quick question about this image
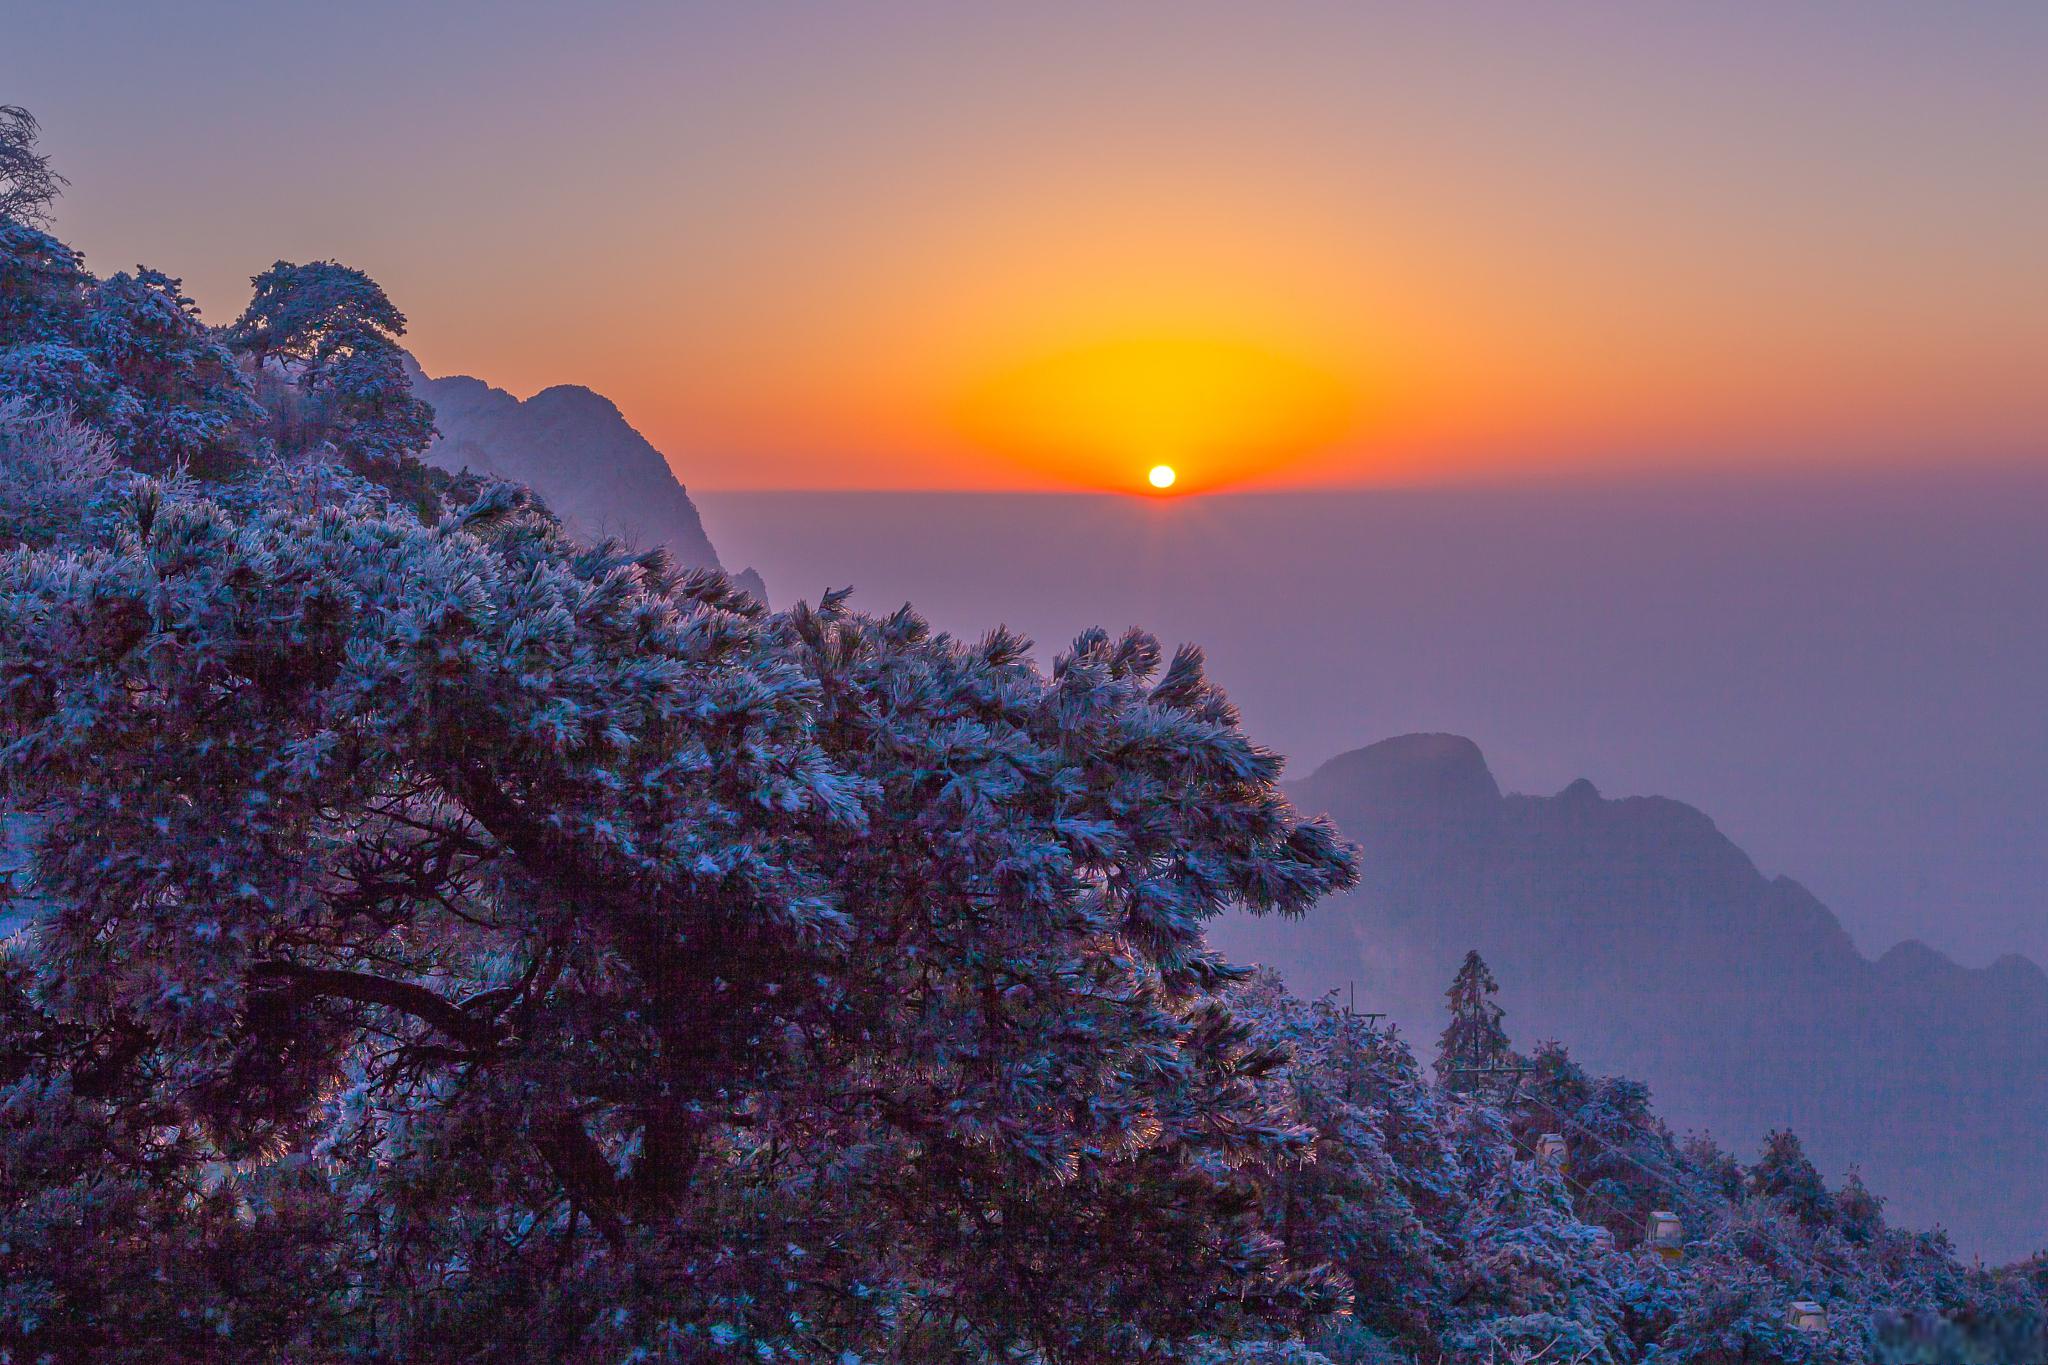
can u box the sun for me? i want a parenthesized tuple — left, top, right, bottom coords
(953, 333, 1357, 493)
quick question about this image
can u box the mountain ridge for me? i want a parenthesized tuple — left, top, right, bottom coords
(1210, 731, 2048, 1260)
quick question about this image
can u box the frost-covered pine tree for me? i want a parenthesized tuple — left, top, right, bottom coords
(1235, 972, 1461, 1358)
(1749, 1128, 1835, 1230)
(84, 268, 260, 474)
(0, 144, 257, 480)
(0, 397, 118, 547)
(226, 259, 435, 479)
(0, 259, 257, 476)
(0, 457, 1358, 1360)
(0, 207, 98, 416)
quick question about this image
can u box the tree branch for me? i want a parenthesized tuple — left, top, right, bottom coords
(248, 961, 500, 1051)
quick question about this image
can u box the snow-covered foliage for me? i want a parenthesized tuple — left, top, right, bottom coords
(1231, 972, 2045, 1365)
(1, 106, 2042, 1364)
(0, 398, 119, 546)
(83, 267, 260, 473)
(0, 226, 257, 478)
(0, 219, 93, 362)
(0, 457, 1358, 1359)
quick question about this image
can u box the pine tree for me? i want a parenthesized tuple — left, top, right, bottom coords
(0, 398, 117, 548)
(0, 467, 1359, 1361)
(1435, 949, 1513, 1092)
(1750, 1128, 1835, 1230)
(226, 259, 435, 479)
(0, 111, 97, 418)
(84, 268, 260, 474)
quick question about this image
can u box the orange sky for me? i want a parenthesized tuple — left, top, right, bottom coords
(23, 3, 2048, 492)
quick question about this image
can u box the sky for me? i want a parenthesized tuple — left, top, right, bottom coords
(9, 1, 2046, 492)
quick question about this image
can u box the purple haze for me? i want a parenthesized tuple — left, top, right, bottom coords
(703, 467, 2048, 968)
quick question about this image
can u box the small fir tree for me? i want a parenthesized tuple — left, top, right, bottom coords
(1436, 949, 1513, 1092)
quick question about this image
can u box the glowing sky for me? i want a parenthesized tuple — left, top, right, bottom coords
(13, 1, 2047, 490)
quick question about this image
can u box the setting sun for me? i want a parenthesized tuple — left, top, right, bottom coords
(954, 334, 1357, 492)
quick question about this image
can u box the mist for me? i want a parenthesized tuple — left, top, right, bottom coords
(703, 465, 2048, 968)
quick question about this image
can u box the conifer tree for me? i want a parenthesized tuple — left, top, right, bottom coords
(0, 467, 1359, 1360)
(1435, 949, 1513, 1092)
(0, 219, 89, 343)
(84, 268, 259, 474)
(227, 259, 435, 477)
(0, 111, 92, 386)
(1750, 1128, 1835, 1229)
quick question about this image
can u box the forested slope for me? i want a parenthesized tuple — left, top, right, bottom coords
(1210, 733, 2048, 1261)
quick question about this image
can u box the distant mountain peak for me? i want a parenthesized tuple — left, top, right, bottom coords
(524, 384, 623, 419)
(405, 356, 767, 605)
(1296, 733, 1500, 824)
(1876, 937, 1948, 969)
(1987, 952, 2048, 991)
(1559, 776, 1602, 802)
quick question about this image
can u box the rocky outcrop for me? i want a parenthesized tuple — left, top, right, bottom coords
(407, 357, 767, 604)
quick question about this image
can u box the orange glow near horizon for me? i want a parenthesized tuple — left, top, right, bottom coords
(94, 7, 2033, 495)
(952, 335, 1359, 494)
